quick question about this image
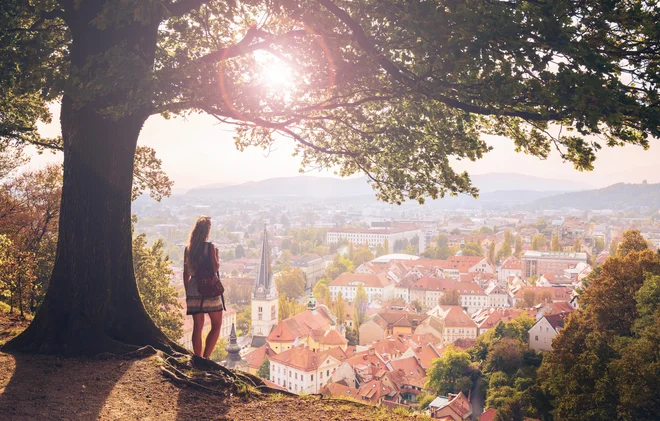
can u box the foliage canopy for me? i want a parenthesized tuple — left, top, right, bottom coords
(2, 0, 659, 204)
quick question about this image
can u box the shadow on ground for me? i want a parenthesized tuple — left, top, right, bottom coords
(0, 352, 134, 420)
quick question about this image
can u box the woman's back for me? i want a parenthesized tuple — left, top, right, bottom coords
(187, 242, 215, 278)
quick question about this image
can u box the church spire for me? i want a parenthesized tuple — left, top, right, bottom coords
(253, 225, 276, 300)
(222, 322, 244, 370)
(307, 291, 317, 311)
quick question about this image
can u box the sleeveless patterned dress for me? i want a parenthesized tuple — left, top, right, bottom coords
(185, 243, 224, 315)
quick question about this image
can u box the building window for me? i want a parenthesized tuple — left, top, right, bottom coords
(535, 336, 539, 341)
(295, 373, 298, 380)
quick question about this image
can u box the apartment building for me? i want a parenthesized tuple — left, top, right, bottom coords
(521, 251, 588, 279)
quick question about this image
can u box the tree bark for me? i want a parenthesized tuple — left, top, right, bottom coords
(5, 2, 182, 356)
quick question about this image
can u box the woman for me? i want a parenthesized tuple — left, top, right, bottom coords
(183, 216, 223, 358)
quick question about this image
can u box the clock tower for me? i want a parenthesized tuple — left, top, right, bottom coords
(251, 226, 278, 347)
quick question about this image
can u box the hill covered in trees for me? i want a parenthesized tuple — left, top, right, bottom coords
(531, 182, 660, 210)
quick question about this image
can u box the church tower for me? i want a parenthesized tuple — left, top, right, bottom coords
(251, 226, 279, 347)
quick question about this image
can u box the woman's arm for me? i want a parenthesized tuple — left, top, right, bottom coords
(183, 248, 191, 289)
(210, 243, 220, 273)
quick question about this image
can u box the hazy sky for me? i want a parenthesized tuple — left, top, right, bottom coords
(30, 105, 660, 191)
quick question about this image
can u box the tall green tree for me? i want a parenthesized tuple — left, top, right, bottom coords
(4, 0, 658, 355)
(616, 229, 649, 258)
(324, 254, 354, 280)
(132, 234, 184, 340)
(351, 244, 375, 266)
(275, 266, 306, 299)
(497, 230, 513, 262)
(593, 237, 605, 256)
(532, 235, 546, 251)
(439, 289, 460, 306)
(426, 346, 473, 396)
(514, 236, 523, 258)
(313, 281, 330, 302)
(334, 291, 346, 325)
(538, 250, 660, 421)
(257, 358, 270, 379)
(234, 244, 245, 259)
(550, 233, 561, 252)
(573, 238, 582, 252)
(462, 242, 483, 256)
(354, 283, 368, 330)
(609, 239, 619, 256)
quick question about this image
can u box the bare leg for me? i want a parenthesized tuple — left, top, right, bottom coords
(192, 313, 205, 357)
(203, 311, 223, 359)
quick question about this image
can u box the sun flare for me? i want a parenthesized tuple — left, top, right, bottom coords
(256, 52, 294, 90)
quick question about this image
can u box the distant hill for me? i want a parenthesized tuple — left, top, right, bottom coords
(470, 173, 592, 193)
(531, 182, 660, 210)
(186, 173, 589, 199)
(186, 176, 372, 198)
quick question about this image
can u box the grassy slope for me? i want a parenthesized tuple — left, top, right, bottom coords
(0, 310, 429, 421)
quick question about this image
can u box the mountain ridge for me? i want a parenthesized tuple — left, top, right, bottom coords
(185, 173, 591, 199)
(530, 182, 660, 210)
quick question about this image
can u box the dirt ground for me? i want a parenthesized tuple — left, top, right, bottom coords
(0, 314, 424, 421)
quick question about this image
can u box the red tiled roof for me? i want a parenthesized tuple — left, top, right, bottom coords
(368, 337, 408, 359)
(320, 382, 359, 399)
(479, 408, 497, 421)
(243, 344, 278, 369)
(513, 286, 572, 301)
(439, 306, 478, 329)
(448, 392, 472, 417)
(437, 256, 489, 273)
(320, 329, 348, 346)
(328, 224, 420, 234)
(501, 256, 522, 270)
(262, 379, 286, 391)
(545, 312, 570, 330)
(267, 308, 334, 342)
(412, 343, 442, 369)
(478, 309, 530, 330)
(270, 345, 343, 372)
(542, 301, 574, 315)
(389, 356, 426, 381)
(357, 379, 392, 403)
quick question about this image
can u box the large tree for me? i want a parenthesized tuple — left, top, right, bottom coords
(538, 250, 660, 421)
(2, 0, 658, 355)
(275, 265, 306, 299)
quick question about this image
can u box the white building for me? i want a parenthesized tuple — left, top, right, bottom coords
(269, 345, 344, 394)
(528, 313, 568, 351)
(499, 256, 522, 283)
(485, 283, 508, 308)
(326, 224, 423, 250)
(328, 272, 394, 302)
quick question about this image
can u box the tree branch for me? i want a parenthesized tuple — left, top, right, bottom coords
(315, 0, 565, 121)
(166, 0, 210, 17)
(197, 28, 308, 64)
(201, 105, 356, 158)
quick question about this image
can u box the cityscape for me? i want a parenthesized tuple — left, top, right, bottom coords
(1, 1, 657, 419)
(129, 173, 660, 419)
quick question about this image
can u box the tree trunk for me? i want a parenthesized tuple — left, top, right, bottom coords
(5, 3, 182, 356)
(17, 271, 22, 318)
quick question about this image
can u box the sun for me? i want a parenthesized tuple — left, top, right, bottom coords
(255, 52, 294, 90)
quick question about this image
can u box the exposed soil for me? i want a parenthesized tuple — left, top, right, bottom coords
(0, 313, 424, 421)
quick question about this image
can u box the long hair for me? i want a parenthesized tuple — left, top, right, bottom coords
(187, 216, 212, 273)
